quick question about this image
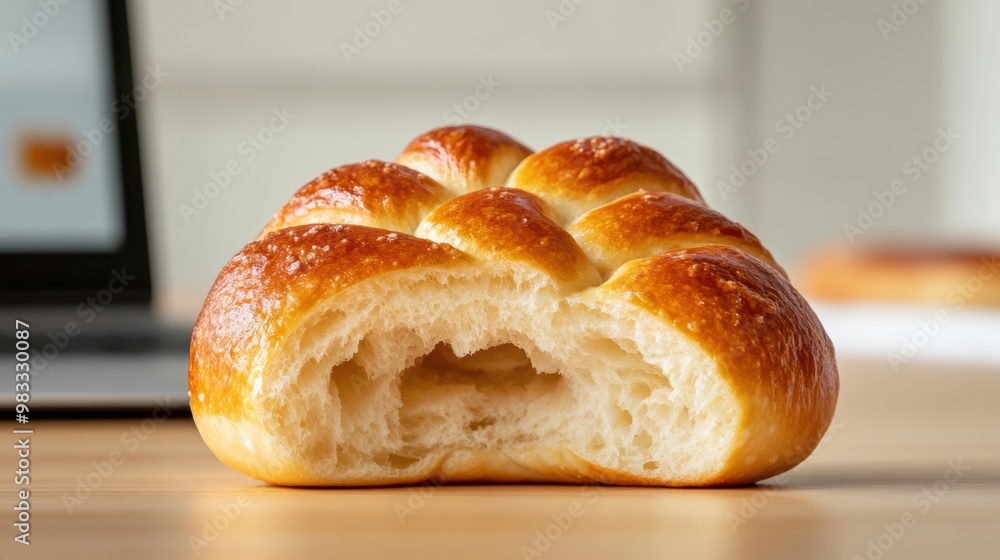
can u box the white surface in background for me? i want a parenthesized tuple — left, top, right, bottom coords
(812, 302, 1000, 369)
(942, 2, 1000, 240)
(133, 0, 723, 86)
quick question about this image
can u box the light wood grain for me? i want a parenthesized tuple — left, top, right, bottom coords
(3, 359, 999, 559)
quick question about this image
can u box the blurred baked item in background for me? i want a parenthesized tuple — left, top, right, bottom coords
(798, 244, 1000, 307)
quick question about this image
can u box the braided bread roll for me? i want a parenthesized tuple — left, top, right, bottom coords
(189, 125, 838, 486)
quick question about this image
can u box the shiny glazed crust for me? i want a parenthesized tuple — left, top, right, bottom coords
(396, 125, 532, 196)
(603, 247, 837, 484)
(507, 136, 704, 224)
(190, 125, 838, 487)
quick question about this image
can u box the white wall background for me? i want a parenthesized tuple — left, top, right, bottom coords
(749, 0, 948, 259)
(942, 1, 1000, 240)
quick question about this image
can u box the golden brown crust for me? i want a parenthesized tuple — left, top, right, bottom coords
(418, 187, 600, 290)
(568, 191, 785, 279)
(189, 224, 472, 420)
(507, 136, 704, 223)
(602, 246, 838, 484)
(396, 125, 532, 195)
(259, 160, 449, 237)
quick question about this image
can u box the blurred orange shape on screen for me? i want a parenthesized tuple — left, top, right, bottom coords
(17, 133, 78, 182)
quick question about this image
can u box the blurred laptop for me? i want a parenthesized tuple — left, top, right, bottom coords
(0, 0, 190, 409)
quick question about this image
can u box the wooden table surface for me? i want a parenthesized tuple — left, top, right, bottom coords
(3, 359, 999, 559)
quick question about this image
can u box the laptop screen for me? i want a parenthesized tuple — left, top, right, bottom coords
(0, 0, 151, 305)
(1, 0, 126, 253)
